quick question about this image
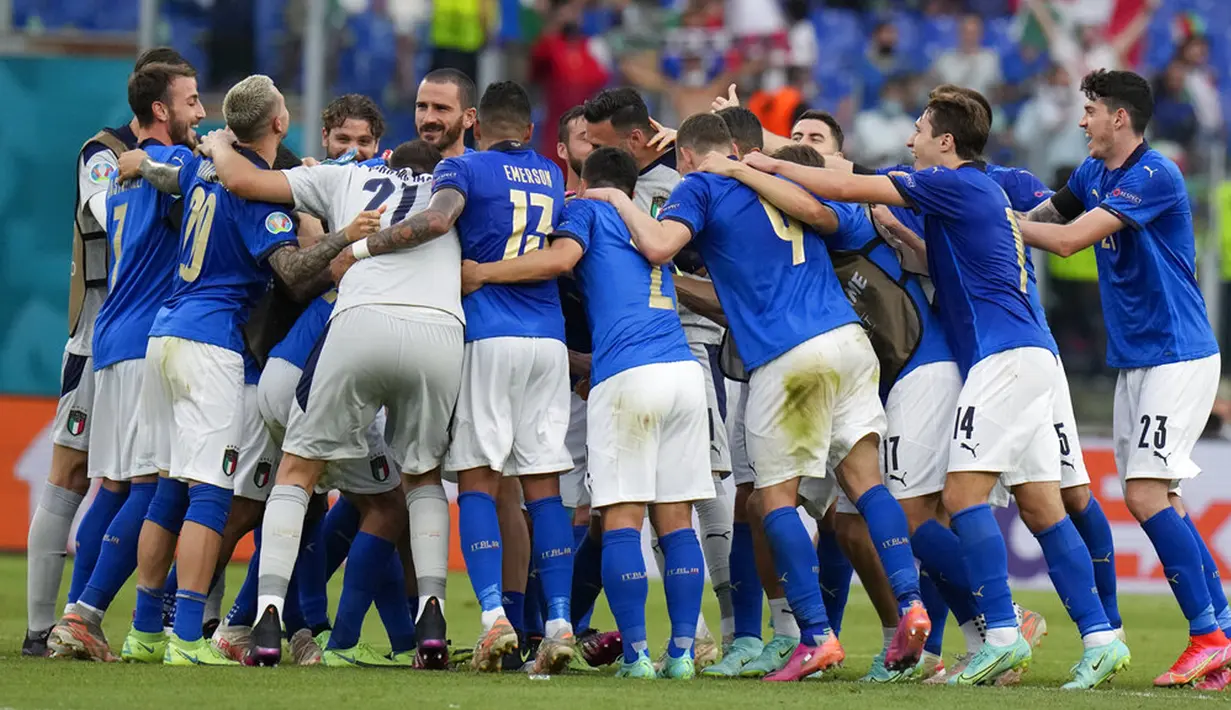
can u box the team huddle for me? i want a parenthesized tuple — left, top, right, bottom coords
(21, 45, 1231, 691)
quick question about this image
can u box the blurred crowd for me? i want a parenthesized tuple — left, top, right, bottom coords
(11, 0, 1231, 423)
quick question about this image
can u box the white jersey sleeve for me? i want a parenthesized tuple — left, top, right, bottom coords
(284, 164, 355, 225)
(78, 146, 119, 231)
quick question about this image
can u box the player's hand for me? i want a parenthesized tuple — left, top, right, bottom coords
(198, 128, 237, 157)
(343, 204, 386, 242)
(696, 151, 740, 177)
(574, 376, 591, 401)
(118, 149, 148, 181)
(647, 117, 677, 151)
(460, 259, 485, 296)
(330, 246, 357, 283)
(580, 186, 627, 205)
(711, 83, 740, 111)
(741, 151, 781, 174)
(869, 203, 901, 229)
(301, 156, 320, 167)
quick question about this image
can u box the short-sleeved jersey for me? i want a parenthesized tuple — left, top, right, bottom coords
(72, 124, 139, 356)
(659, 172, 859, 371)
(554, 198, 692, 385)
(635, 151, 723, 345)
(284, 162, 463, 324)
(890, 164, 1054, 374)
(269, 291, 335, 369)
(1065, 143, 1218, 368)
(149, 148, 299, 354)
(819, 199, 954, 394)
(433, 141, 566, 342)
(93, 142, 194, 370)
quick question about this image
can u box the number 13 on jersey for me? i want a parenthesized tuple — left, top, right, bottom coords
(505, 189, 554, 259)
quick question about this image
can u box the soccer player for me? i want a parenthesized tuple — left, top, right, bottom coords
(1019, 69, 1230, 688)
(743, 93, 1130, 687)
(460, 146, 714, 680)
(698, 133, 938, 683)
(44, 62, 204, 662)
(320, 93, 385, 161)
(115, 74, 380, 666)
(415, 68, 477, 158)
(584, 87, 732, 667)
(23, 46, 189, 657)
(589, 113, 930, 681)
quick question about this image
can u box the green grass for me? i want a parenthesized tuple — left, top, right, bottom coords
(0, 555, 1220, 708)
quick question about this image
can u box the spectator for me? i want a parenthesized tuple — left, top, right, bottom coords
(1026, 0, 1158, 87)
(851, 75, 917, 169)
(1176, 35, 1223, 140)
(530, 0, 609, 158)
(1151, 59, 1199, 150)
(430, 0, 487, 81)
(931, 14, 1003, 101)
(860, 20, 907, 110)
(1013, 62, 1087, 183)
(748, 65, 815, 138)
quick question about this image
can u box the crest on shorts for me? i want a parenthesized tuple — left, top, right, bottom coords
(370, 455, 390, 483)
(650, 195, 667, 218)
(254, 460, 273, 489)
(222, 446, 239, 477)
(65, 408, 87, 436)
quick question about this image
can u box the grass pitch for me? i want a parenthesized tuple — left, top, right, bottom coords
(0, 555, 1221, 709)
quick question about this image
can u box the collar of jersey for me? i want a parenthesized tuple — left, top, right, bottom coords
(640, 148, 677, 175)
(489, 140, 530, 153)
(958, 160, 986, 172)
(1118, 140, 1150, 172)
(138, 137, 169, 150)
(235, 145, 272, 170)
(107, 123, 139, 150)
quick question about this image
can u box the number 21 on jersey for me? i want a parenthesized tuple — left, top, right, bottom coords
(505, 189, 553, 259)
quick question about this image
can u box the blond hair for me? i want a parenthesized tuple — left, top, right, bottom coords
(223, 74, 279, 142)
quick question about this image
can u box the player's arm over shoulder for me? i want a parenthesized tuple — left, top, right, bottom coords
(364, 182, 465, 258)
(208, 140, 294, 205)
(263, 199, 382, 301)
(593, 179, 696, 265)
(466, 199, 590, 292)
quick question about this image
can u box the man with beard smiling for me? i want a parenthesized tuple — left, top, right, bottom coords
(415, 68, 477, 159)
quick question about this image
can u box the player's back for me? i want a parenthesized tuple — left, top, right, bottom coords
(434, 142, 566, 342)
(150, 151, 299, 352)
(892, 165, 1053, 372)
(93, 144, 193, 370)
(285, 162, 463, 324)
(1067, 147, 1218, 367)
(557, 198, 691, 385)
(660, 172, 858, 371)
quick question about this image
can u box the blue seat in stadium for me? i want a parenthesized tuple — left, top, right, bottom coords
(813, 9, 865, 62)
(335, 10, 396, 102)
(255, 0, 288, 84)
(919, 15, 959, 62)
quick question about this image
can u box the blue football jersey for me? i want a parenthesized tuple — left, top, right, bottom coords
(553, 198, 692, 385)
(659, 173, 859, 370)
(1065, 143, 1218, 368)
(819, 199, 954, 394)
(149, 148, 299, 353)
(433, 141, 566, 343)
(984, 162, 1060, 355)
(890, 165, 1054, 374)
(93, 143, 194, 370)
(269, 291, 336, 369)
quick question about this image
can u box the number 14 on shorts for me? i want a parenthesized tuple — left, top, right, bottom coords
(953, 406, 979, 458)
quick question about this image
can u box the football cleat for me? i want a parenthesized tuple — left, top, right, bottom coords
(22, 628, 52, 658)
(616, 650, 656, 679)
(995, 608, 1048, 686)
(909, 652, 945, 681)
(322, 642, 405, 668)
(533, 630, 575, 675)
(924, 653, 969, 685)
(164, 634, 240, 666)
(48, 611, 119, 662)
(576, 628, 622, 667)
(471, 616, 518, 672)
(1154, 633, 1231, 687)
(1062, 638, 1131, 689)
(948, 635, 1031, 686)
(211, 624, 251, 663)
(248, 605, 283, 667)
(739, 634, 799, 678)
(763, 634, 844, 682)
(289, 628, 323, 666)
(414, 596, 449, 670)
(1196, 667, 1231, 691)
(861, 650, 910, 683)
(658, 652, 696, 680)
(121, 629, 167, 664)
(703, 636, 764, 677)
(885, 600, 931, 671)
(693, 630, 719, 670)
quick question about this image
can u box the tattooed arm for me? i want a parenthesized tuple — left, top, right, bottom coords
(269, 206, 384, 301)
(139, 157, 185, 195)
(364, 187, 466, 256)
